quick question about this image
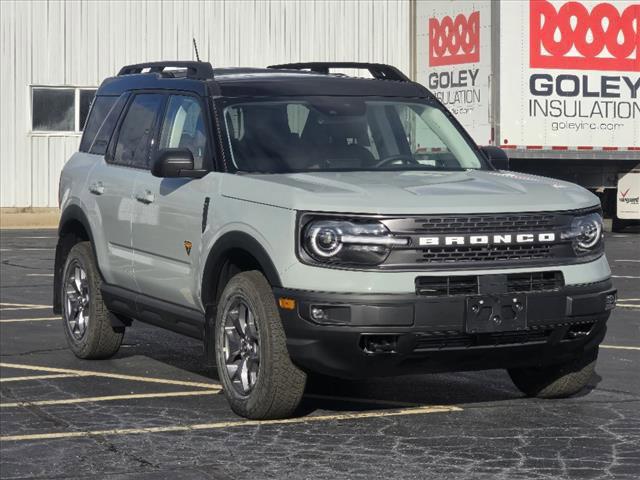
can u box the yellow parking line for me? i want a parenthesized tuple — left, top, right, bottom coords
(0, 303, 51, 308)
(0, 317, 59, 323)
(601, 345, 640, 351)
(0, 374, 84, 383)
(0, 362, 221, 389)
(0, 390, 220, 408)
(0, 405, 461, 442)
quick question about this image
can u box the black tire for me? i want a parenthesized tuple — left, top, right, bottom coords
(508, 348, 598, 398)
(61, 242, 123, 359)
(214, 270, 306, 419)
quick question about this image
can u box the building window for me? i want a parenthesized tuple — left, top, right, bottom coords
(31, 87, 97, 133)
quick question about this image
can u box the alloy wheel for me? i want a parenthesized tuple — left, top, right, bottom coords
(222, 297, 261, 395)
(63, 260, 90, 340)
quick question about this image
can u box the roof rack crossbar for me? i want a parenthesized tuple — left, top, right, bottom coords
(118, 61, 214, 80)
(267, 62, 411, 82)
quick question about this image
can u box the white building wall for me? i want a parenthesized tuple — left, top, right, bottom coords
(0, 0, 411, 208)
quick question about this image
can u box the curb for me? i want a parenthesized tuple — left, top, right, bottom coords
(0, 209, 60, 229)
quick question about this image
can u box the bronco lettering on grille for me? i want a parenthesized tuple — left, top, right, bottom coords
(419, 232, 556, 247)
(530, 0, 640, 72)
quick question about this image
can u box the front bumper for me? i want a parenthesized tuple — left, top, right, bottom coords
(275, 279, 616, 379)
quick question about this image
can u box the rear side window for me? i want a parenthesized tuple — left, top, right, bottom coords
(112, 94, 164, 168)
(79, 96, 118, 152)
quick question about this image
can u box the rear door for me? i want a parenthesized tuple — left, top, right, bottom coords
(131, 93, 213, 309)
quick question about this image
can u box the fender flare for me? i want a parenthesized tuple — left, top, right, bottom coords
(53, 205, 97, 313)
(201, 231, 282, 307)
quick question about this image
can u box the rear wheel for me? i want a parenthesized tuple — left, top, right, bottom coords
(61, 242, 123, 359)
(508, 348, 598, 398)
(214, 271, 306, 419)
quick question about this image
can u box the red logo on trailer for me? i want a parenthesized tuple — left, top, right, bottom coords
(530, 0, 640, 71)
(429, 11, 480, 66)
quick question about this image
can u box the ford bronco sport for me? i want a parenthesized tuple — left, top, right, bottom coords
(54, 61, 616, 419)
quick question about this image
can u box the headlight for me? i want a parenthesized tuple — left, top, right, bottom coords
(302, 219, 409, 266)
(561, 212, 603, 252)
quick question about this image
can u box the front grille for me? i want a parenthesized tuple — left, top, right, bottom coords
(379, 210, 595, 269)
(415, 276, 478, 296)
(413, 320, 595, 351)
(415, 271, 563, 296)
(506, 271, 563, 292)
(417, 244, 553, 264)
(414, 329, 553, 350)
(402, 213, 556, 235)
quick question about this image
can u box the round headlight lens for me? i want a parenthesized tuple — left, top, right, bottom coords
(576, 217, 602, 249)
(562, 212, 603, 251)
(308, 225, 343, 257)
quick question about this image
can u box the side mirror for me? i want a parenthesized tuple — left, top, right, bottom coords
(481, 146, 510, 170)
(151, 148, 206, 178)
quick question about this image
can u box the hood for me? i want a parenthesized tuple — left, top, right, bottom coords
(220, 169, 599, 214)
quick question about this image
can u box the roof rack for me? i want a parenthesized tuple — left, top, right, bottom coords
(267, 62, 411, 82)
(117, 61, 214, 80)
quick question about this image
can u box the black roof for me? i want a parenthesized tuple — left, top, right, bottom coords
(97, 62, 431, 98)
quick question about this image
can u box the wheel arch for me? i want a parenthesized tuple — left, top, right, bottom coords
(201, 231, 282, 310)
(53, 205, 97, 314)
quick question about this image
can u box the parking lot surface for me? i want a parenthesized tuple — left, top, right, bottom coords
(1, 228, 638, 479)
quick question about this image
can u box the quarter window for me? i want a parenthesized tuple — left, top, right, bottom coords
(112, 94, 164, 168)
(79, 95, 127, 154)
(159, 96, 207, 169)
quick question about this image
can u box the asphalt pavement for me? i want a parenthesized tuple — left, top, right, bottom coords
(1, 228, 638, 480)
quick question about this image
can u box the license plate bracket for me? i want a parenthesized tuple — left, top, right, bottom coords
(465, 293, 527, 334)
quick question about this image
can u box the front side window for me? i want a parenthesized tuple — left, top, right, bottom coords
(223, 97, 486, 173)
(159, 95, 207, 169)
(112, 94, 164, 168)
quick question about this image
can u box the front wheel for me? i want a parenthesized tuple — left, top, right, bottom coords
(508, 348, 598, 398)
(214, 271, 306, 419)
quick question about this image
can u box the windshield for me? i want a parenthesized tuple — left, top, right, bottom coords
(222, 96, 486, 173)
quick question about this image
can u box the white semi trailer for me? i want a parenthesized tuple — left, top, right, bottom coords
(413, 0, 639, 230)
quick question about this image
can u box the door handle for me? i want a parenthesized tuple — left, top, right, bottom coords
(88, 182, 104, 195)
(135, 189, 155, 204)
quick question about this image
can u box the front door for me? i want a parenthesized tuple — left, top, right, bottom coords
(131, 94, 213, 309)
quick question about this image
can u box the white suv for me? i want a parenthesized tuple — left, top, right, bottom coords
(54, 61, 616, 419)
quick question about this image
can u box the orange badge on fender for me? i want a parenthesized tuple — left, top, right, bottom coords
(184, 241, 193, 256)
